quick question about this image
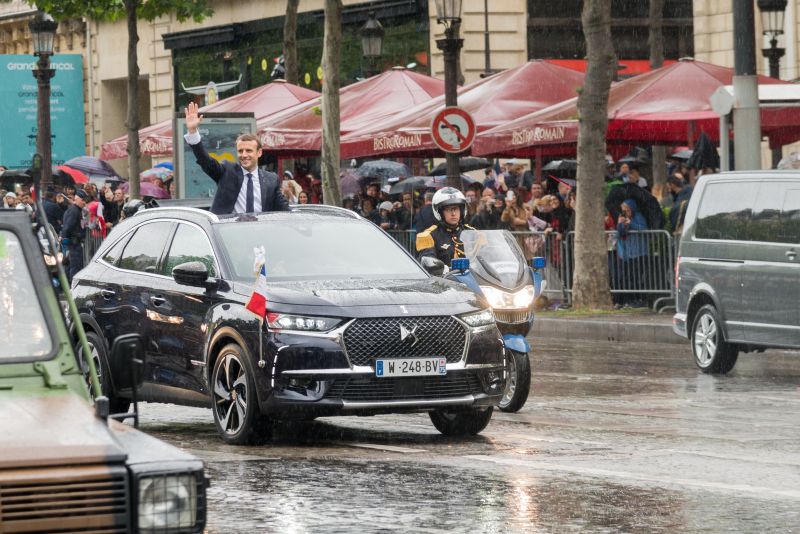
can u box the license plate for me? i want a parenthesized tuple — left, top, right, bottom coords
(375, 357, 447, 377)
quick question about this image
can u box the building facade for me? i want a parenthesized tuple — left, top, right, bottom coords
(6, 1, 799, 169)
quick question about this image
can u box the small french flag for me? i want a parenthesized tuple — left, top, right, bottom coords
(246, 263, 269, 318)
(246, 246, 268, 319)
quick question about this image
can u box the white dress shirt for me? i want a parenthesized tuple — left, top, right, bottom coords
(185, 131, 261, 213)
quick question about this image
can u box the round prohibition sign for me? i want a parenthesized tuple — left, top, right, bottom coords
(431, 107, 476, 154)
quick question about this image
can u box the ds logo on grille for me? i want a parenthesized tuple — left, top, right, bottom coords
(399, 325, 419, 347)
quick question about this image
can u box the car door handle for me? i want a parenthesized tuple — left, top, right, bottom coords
(786, 249, 797, 260)
(100, 289, 115, 300)
(150, 295, 166, 307)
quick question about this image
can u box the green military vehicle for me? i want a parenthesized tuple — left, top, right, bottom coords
(0, 209, 207, 533)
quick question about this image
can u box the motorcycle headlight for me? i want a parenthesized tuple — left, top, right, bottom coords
(137, 474, 198, 532)
(266, 312, 341, 332)
(480, 286, 535, 310)
(460, 308, 495, 328)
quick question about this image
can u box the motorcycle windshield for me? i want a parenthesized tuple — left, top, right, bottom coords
(461, 230, 528, 290)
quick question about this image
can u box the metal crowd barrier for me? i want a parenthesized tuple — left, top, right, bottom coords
(83, 230, 105, 265)
(387, 229, 417, 254)
(386, 228, 677, 310)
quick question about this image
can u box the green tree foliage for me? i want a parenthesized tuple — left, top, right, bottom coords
(14, 0, 212, 198)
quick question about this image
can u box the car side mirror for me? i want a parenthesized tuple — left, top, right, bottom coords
(420, 256, 445, 276)
(172, 261, 209, 287)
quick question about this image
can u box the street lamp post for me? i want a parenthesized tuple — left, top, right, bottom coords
(360, 11, 384, 78)
(758, 0, 787, 167)
(29, 11, 58, 191)
(434, 0, 464, 189)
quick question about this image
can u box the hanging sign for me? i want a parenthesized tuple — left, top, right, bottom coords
(430, 106, 476, 154)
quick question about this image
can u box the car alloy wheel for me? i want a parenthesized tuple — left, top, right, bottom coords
(213, 352, 250, 436)
(693, 312, 718, 367)
(498, 350, 531, 413)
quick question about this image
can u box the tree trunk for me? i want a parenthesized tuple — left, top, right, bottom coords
(124, 0, 141, 199)
(572, 0, 615, 309)
(283, 0, 300, 85)
(649, 0, 667, 199)
(320, 0, 342, 207)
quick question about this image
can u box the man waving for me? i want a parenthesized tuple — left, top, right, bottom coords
(184, 102, 290, 215)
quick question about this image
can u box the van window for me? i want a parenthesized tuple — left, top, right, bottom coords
(780, 189, 800, 244)
(748, 182, 784, 243)
(695, 182, 758, 241)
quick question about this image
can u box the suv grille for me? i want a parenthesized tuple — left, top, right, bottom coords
(343, 316, 466, 366)
(326, 374, 481, 402)
(0, 465, 129, 533)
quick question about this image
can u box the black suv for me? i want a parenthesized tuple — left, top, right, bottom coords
(72, 206, 505, 444)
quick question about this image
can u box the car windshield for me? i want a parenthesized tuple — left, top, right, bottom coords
(214, 216, 427, 282)
(0, 230, 53, 359)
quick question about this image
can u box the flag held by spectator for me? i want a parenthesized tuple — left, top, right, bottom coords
(246, 246, 268, 318)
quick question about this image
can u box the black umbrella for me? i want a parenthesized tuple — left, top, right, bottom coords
(427, 157, 492, 176)
(542, 159, 577, 172)
(64, 156, 121, 179)
(686, 132, 719, 170)
(670, 149, 693, 161)
(388, 176, 429, 195)
(355, 160, 411, 180)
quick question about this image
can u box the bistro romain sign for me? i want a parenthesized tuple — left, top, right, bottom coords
(373, 133, 423, 152)
(511, 125, 567, 145)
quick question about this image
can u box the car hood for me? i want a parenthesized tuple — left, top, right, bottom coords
(231, 278, 484, 316)
(0, 393, 126, 469)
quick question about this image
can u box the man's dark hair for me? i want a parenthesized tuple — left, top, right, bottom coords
(236, 133, 262, 149)
(667, 176, 684, 188)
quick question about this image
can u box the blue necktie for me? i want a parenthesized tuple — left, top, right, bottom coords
(245, 173, 254, 212)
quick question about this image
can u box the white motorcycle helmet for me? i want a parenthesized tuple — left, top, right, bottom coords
(431, 187, 467, 222)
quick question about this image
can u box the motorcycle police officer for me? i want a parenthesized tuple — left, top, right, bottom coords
(416, 187, 473, 265)
(60, 188, 88, 283)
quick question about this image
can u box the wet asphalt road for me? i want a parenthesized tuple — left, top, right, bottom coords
(138, 340, 800, 533)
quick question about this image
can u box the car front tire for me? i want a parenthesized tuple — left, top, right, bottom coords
(78, 331, 130, 414)
(429, 406, 493, 436)
(211, 343, 272, 445)
(691, 304, 739, 374)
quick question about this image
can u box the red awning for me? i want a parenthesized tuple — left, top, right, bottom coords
(258, 67, 445, 157)
(99, 80, 320, 160)
(473, 59, 800, 157)
(339, 60, 585, 159)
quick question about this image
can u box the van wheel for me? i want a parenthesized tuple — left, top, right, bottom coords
(429, 407, 493, 436)
(691, 305, 739, 374)
(77, 331, 130, 414)
(211, 343, 272, 445)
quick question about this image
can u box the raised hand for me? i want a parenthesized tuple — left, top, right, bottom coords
(185, 101, 203, 133)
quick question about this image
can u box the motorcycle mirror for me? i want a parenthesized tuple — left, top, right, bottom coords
(420, 256, 445, 276)
(531, 257, 546, 270)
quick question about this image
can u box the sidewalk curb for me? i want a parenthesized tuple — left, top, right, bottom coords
(533, 317, 684, 344)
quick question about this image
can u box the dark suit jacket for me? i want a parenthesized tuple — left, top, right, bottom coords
(190, 141, 290, 215)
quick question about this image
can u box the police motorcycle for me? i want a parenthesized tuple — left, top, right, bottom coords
(422, 230, 545, 412)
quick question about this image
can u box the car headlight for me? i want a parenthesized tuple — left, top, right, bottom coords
(460, 308, 495, 328)
(480, 286, 535, 310)
(138, 474, 197, 531)
(266, 312, 342, 332)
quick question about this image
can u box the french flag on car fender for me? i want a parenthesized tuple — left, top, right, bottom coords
(246, 246, 268, 318)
